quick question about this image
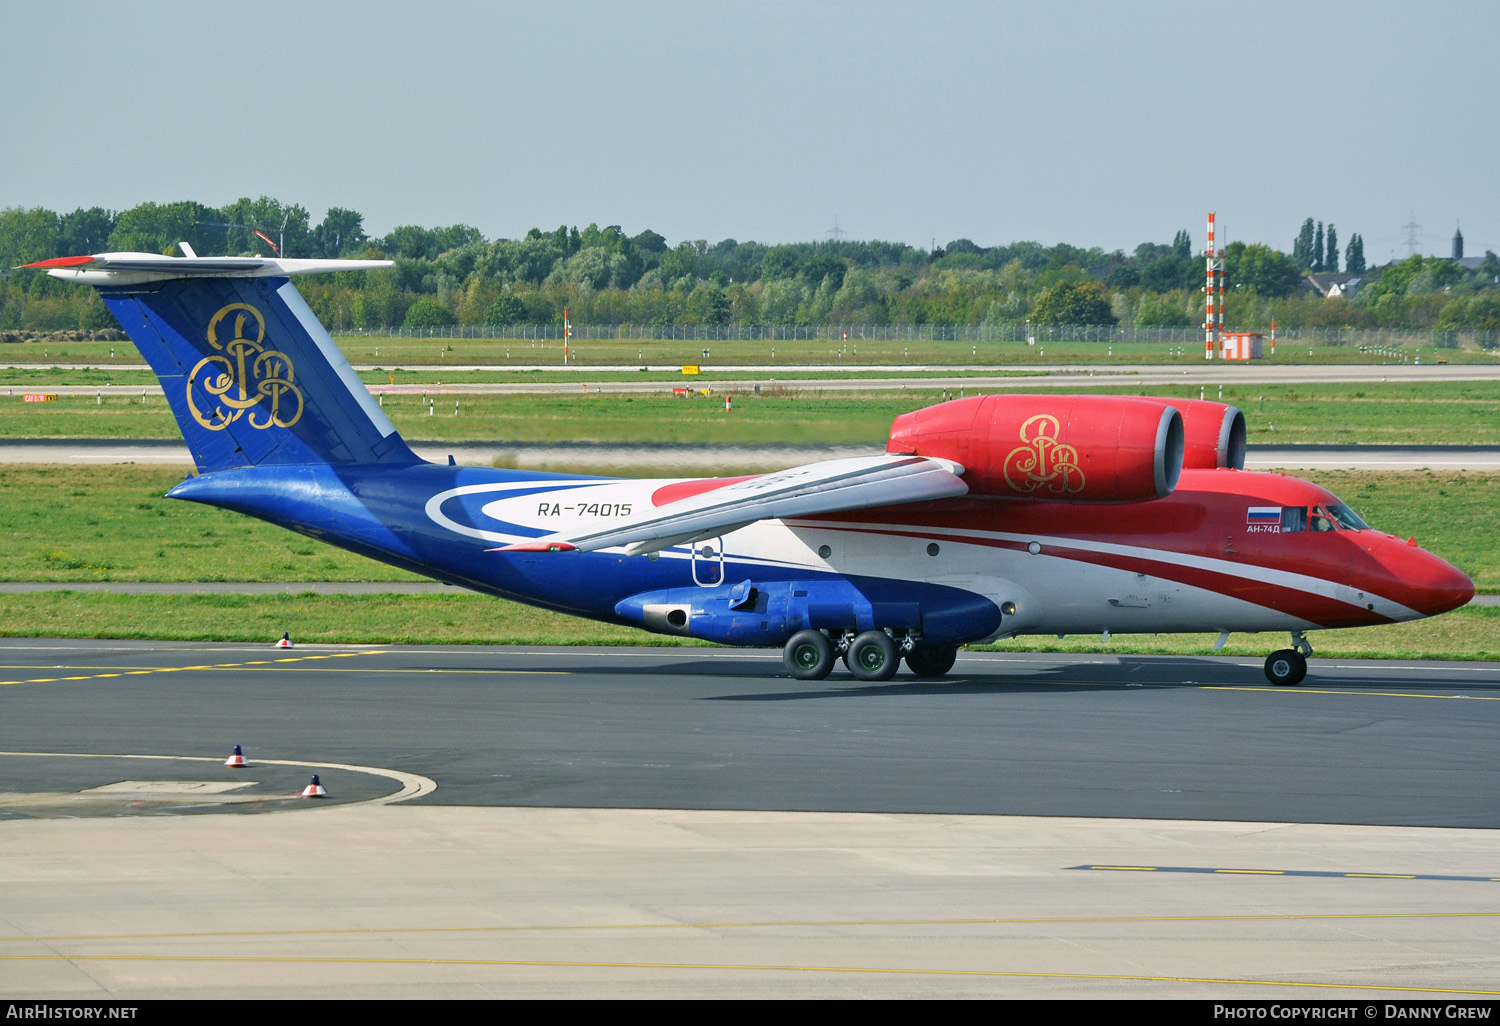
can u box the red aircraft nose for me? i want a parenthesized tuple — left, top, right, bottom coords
(1373, 536, 1475, 617)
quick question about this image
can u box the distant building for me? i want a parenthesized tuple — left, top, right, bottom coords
(1304, 273, 1362, 298)
(1453, 224, 1464, 261)
(1221, 332, 1262, 360)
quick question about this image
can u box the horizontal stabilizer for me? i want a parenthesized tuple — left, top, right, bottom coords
(507, 453, 968, 555)
(21, 252, 392, 286)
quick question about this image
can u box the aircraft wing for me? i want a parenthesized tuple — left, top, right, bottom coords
(498, 453, 968, 555)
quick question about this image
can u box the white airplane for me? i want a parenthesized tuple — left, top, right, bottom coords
(24, 250, 1475, 685)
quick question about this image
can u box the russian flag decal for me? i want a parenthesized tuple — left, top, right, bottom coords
(1246, 506, 1282, 526)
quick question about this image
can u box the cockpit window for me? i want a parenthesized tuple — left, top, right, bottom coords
(1273, 504, 1365, 533)
(1325, 503, 1368, 531)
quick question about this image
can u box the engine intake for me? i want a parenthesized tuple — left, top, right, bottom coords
(887, 394, 1183, 501)
(1148, 399, 1246, 469)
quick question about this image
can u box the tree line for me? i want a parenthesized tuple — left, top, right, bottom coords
(2, 198, 1497, 337)
(1292, 217, 1366, 274)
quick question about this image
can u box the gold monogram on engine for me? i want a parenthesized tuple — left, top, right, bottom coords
(188, 303, 304, 431)
(1002, 413, 1085, 494)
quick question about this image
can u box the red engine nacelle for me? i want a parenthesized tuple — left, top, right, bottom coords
(886, 394, 1184, 501)
(1148, 399, 1246, 469)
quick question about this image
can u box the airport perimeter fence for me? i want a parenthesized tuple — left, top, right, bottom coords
(332, 323, 1499, 349)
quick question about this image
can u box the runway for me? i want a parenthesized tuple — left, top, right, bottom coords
(1, 640, 1498, 998)
(3, 640, 1498, 825)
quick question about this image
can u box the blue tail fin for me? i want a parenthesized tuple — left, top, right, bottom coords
(99, 274, 418, 472)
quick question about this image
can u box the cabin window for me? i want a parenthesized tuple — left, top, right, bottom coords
(1280, 506, 1308, 533)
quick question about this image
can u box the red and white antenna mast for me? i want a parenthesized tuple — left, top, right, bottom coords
(1204, 212, 1224, 360)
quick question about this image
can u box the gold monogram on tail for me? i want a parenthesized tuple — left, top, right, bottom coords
(1002, 414, 1085, 494)
(188, 303, 304, 430)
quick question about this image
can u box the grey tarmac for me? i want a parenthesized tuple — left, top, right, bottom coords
(0, 639, 1498, 999)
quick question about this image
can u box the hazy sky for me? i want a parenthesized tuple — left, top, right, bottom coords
(3, 1, 1495, 260)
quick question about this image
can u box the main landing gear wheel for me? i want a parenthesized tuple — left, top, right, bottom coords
(904, 643, 958, 678)
(784, 629, 835, 680)
(846, 630, 900, 682)
(1264, 649, 1307, 686)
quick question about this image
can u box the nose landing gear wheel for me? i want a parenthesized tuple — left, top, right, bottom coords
(1264, 649, 1307, 686)
(846, 630, 899, 682)
(784, 629, 835, 680)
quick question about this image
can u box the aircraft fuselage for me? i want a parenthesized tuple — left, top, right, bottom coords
(168, 461, 1472, 648)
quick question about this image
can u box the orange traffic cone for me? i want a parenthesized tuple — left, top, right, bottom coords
(300, 774, 327, 798)
(224, 744, 248, 769)
(276, 632, 293, 648)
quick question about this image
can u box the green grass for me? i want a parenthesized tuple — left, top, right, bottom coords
(328, 335, 1457, 368)
(0, 591, 660, 646)
(0, 464, 1492, 590)
(4, 334, 1494, 368)
(0, 390, 935, 444)
(0, 393, 182, 438)
(980, 606, 1500, 663)
(1075, 382, 1500, 444)
(0, 342, 143, 367)
(6, 381, 1500, 444)
(0, 464, 1492, 662)
(0, 365, 1054, 389)
(0, 464, 422, 583)
(0, 367, 159, 386)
